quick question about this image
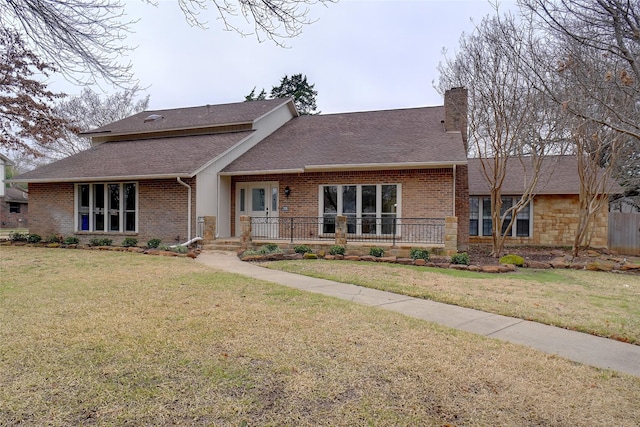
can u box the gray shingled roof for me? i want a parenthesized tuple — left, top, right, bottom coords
(468, 156, 622, 195)
(81, 98, 293, 136)
(3, 187, 28, 202)
(223, 106, 467, 174)
(12, 132, 252, 182)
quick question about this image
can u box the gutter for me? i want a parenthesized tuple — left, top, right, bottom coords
(177, 177, 192, 242)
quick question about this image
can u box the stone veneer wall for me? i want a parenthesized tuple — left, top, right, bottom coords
(469, 194, 610, 248)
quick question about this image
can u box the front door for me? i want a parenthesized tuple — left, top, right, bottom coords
(246, 182, 279, 238)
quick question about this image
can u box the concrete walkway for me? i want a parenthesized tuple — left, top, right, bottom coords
(196, 251, 640, 378)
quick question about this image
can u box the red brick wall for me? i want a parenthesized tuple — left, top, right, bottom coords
(28, 183, 75, 238)
(455, 164, 470, 251)
(27, 179, 197, 245)
(138, 178, 197, 244)
(0, 199, 28, 229)
(231, 168, 462, 236)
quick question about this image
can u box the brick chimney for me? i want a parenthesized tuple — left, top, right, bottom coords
(444, 87, 468, 152)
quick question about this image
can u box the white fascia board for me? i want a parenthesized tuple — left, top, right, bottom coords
(8, 173, 193, 184)
(219, 168, 305, 176)
(304, 161, 468, 172)
(79, 121, 254, 137)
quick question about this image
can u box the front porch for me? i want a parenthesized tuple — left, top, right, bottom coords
(199, 215, 460, 255)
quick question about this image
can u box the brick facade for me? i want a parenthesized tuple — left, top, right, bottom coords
(231, 168, 469, 251)
(27, 178, 197, 245)
(469, 194, 609, 248)
(0, 197, 28, 229)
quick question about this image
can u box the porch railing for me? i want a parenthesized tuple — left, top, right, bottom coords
(250, 216, 445, 245)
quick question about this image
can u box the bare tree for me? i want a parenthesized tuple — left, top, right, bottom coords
(438, 11, 561, 257)
(520, 0, 640, 246)
(0, 0, 335, 86)
(37, 87, 150, 160)
(0, 28, 76, 157)
(519, 0, 639, 138)
(570, 118, 621, 256)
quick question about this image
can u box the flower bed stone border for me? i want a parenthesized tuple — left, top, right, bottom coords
(240, 251, 640, 274)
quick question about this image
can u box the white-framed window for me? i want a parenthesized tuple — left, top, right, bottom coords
(469, 196, 532, 237)
(76, 182, 138, 233)
(319, 184, 401, 235)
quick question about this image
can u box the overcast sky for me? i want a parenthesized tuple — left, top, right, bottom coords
(52, 0, 515, 114)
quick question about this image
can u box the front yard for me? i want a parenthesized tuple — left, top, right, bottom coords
(1, 247, 639, 426)
(263, 259, 640, 344)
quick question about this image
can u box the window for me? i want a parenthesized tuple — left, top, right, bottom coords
(9, 203, 20, 214)
(76, 182, 137, 233)
(469, 198, 479, 236)
(319, 184, 400, 236)
(470, 196, 531, 237)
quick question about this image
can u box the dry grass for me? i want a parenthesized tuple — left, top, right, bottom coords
(265, 260, 640, 344)
(1, 246, 639, 426)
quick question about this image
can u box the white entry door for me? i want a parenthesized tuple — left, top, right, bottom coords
(247, 182, 279, 238)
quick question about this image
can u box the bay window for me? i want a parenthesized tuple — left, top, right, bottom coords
(320, 184, 400, 235)
(76, 182, 137, 233)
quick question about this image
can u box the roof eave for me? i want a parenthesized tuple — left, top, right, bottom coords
(79, 121, 255, 138)
(8, 173, 194, 184)
(221, 161, 468, 176)
(304, 161, 467, 172)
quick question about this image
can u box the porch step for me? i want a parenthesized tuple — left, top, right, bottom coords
(202, 240, 242, 252)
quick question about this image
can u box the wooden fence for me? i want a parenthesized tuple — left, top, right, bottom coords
(609, 213, 640, 256)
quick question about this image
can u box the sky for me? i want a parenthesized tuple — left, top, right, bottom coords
(51, 0, 516, 115)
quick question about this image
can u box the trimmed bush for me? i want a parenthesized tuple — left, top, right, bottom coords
(500, 254, 525, 267)
(409, 248, 430, 261)
(294, 245, 313, 254)
(259, 243, 280, 254)
(451, 252, 470, 265)
(122, 237, 138, 247)
(27, 234, 42, 244)
(89, 238, 112, 247)
(303, 253, 318, 259)
(63, 236, 80, 245)
(8, 232, 28, 242)
(329, 245, 345, 256)
(369, 247, 384, 257)
(46, 235, 63, 244)
(147, 238, 162, 249)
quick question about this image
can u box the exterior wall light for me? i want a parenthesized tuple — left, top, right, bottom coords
(284, 186, 291, 198)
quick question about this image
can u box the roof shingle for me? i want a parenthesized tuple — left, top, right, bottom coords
(223, 106, 466, 174)
(82, 98, 293, 136)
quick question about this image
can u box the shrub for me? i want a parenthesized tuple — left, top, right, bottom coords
(294, 245, 312, 254)
(157, 245, 188, 254)
(63, 236, 80, 245)
(260, 243, 280, 254)
(450, 252, 470, 265)
(46, 235, 63, 244)
(329, 245, 345, 256)
(89, 238, 112, 247)
(303, 253, 318, 259)
(121, 237, 138, 247)
(409, 248, 430, 261)
(500, 254, 525, 267)
(27, 234, 42, 244)
(8, 231, 28, 242)
(369, 247, 384, 257)
(147, 238, 162, 249)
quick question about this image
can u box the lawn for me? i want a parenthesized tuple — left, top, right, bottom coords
(1, 246, 639, 426)
(263, 260, 640, 345)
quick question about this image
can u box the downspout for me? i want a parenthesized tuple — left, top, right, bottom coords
(177, 177, 192, 242)
(452, 164, 457, 217)
(216, 174, 220, 239)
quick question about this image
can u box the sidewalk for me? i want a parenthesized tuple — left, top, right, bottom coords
(196, 251, 640, 377)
